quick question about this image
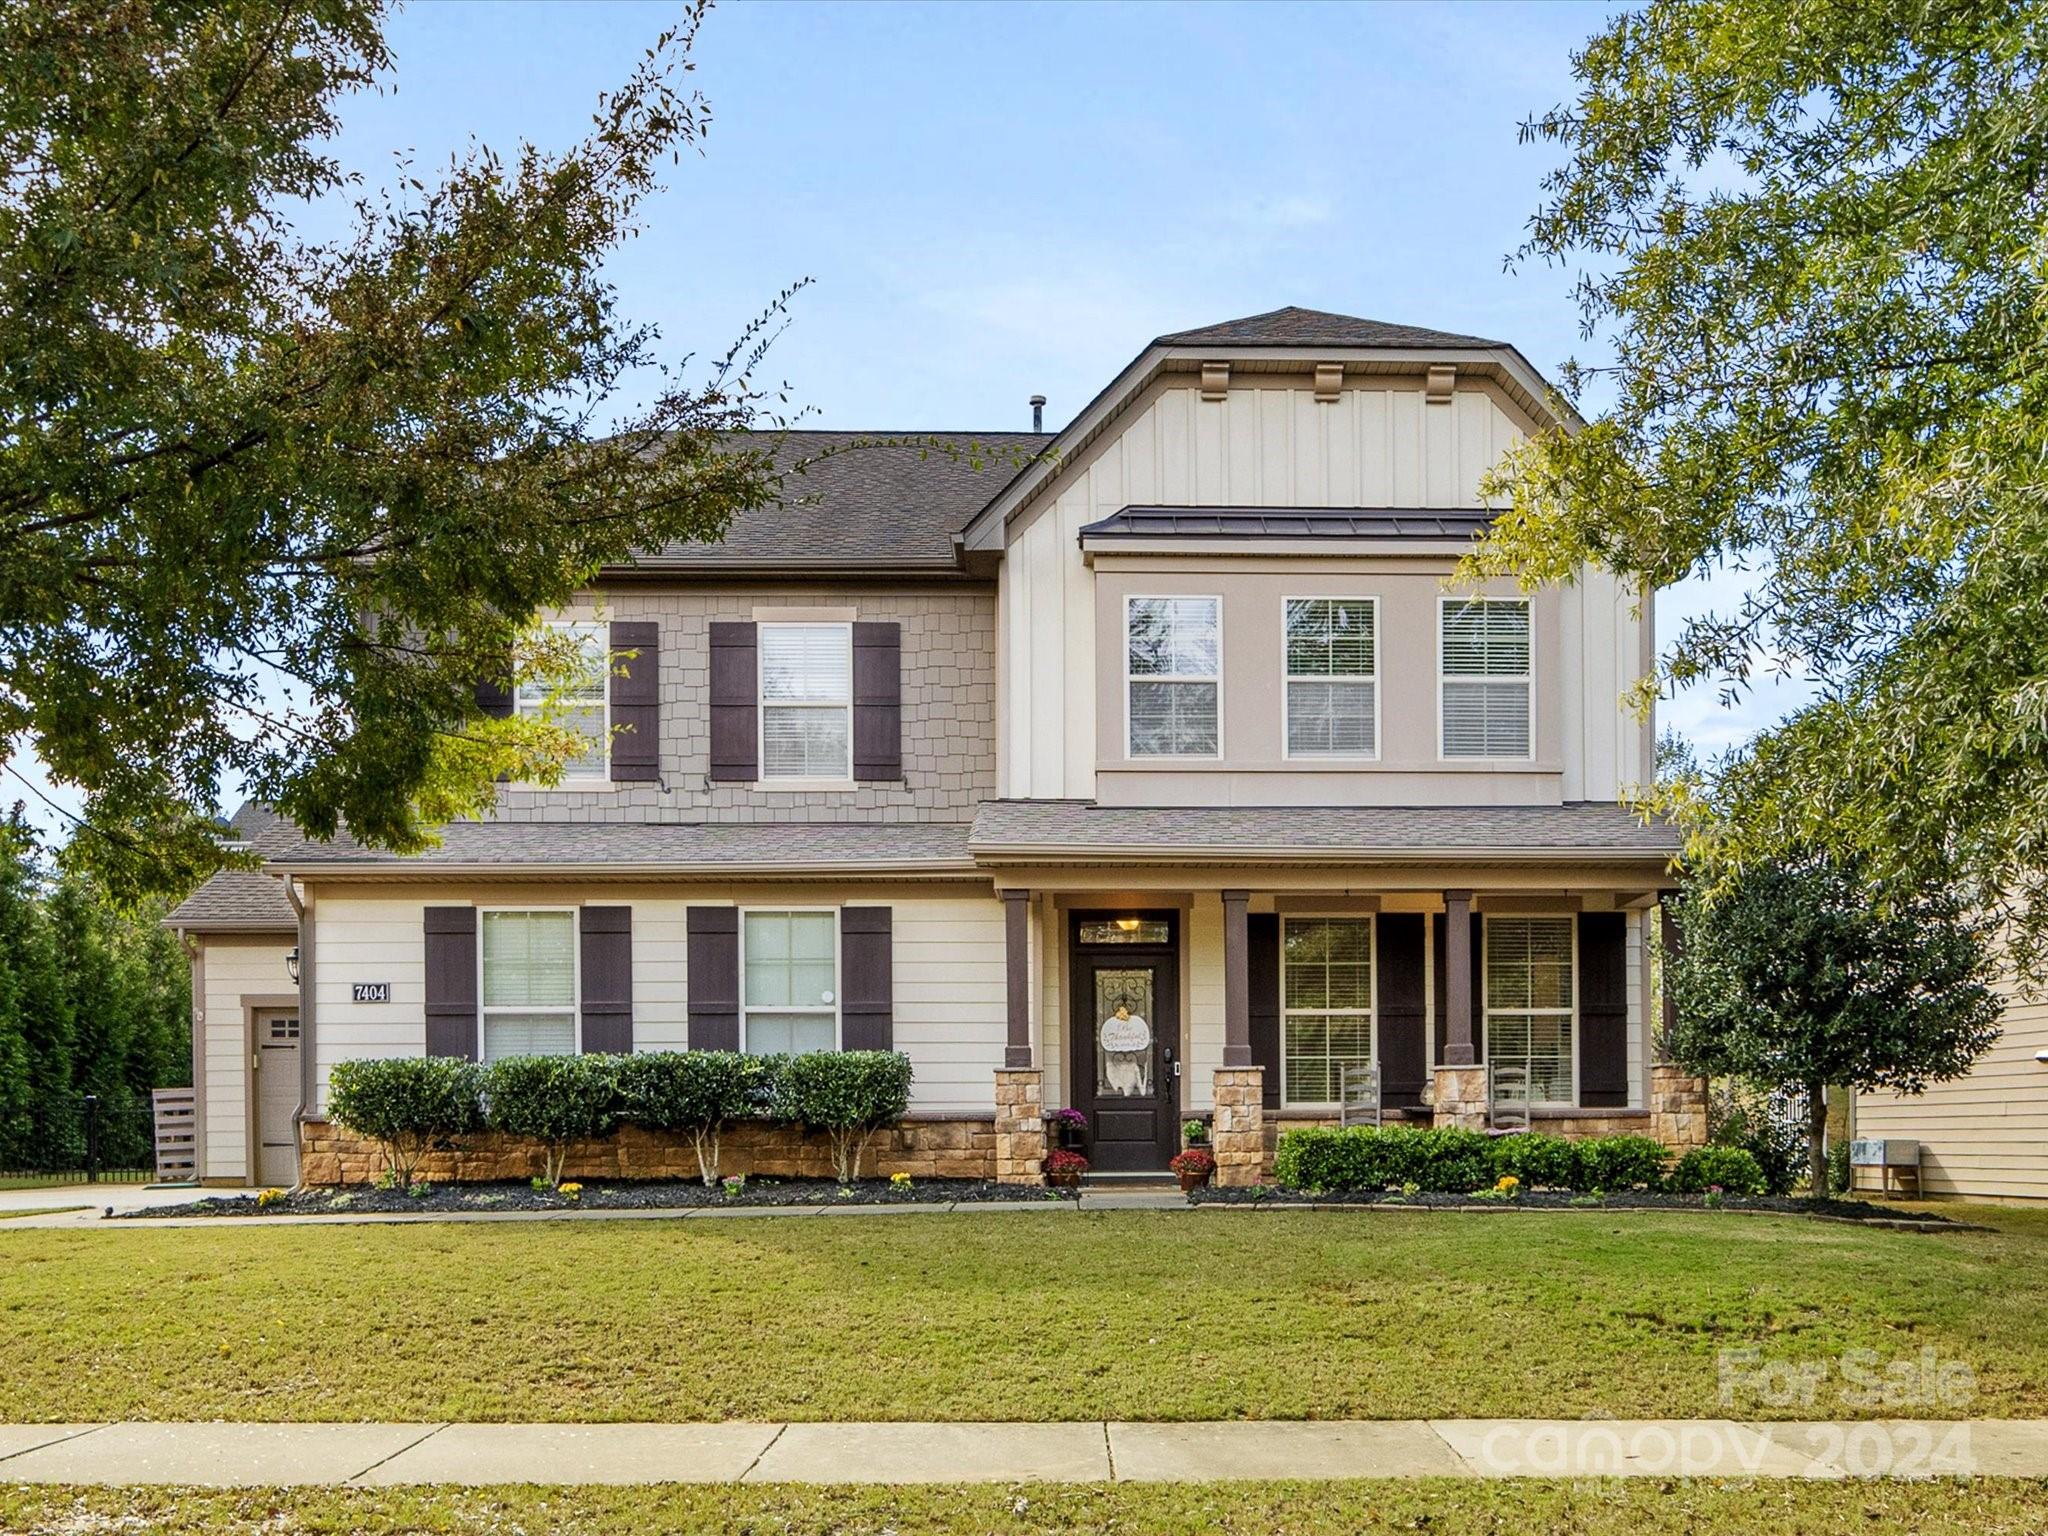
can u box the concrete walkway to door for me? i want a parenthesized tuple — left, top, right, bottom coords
(1, 1418, 2044, 1484)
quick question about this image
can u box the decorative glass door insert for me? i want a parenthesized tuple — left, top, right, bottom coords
(1094, 967, 1155, 1098)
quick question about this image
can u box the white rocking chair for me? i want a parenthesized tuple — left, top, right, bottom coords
(1488, 1062, 1531, 1132)
(1339, 1062, 1383, 1128)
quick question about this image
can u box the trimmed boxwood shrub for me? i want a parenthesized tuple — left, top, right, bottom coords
(1667, 1144, 1768, 1196)
(1572, 1134, 1670, 1192)
(328, 1056, 484, 1188)
(1274, 1125, 1681, 1195)
(774, 1050, 914, 1182)
(483, 1053, 623, 1187)
(1488, 1132, 1581, 1190)
(616, 1050, 778, 1186)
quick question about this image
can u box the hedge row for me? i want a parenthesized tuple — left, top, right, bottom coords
(1272, 1125, 1765, 1197)
(327, 1050, 913, 1188)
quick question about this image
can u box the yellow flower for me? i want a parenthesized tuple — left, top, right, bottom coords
(890, 1172, 913, 1188)
(1496, 1175, 1520, 1193)
(558, 1182, 583, 1201)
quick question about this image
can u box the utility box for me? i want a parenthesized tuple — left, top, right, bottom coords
(1851, 1138, 1921, 1198)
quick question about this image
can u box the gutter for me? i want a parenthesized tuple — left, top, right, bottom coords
(284, 877, 313, 1191)
(262, 857, 983, 881)
(966, 843, 1680, 866)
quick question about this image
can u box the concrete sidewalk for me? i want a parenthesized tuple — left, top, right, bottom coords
(2, 1419, 2043, 1485)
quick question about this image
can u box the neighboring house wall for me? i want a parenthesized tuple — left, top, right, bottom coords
(1856, 975, 2048, 1201)
(195, 935, 296, 1184)
(305, 880, 1008, 1116)
(496, 585, 996, 823)
(998, 378, 1649, 801)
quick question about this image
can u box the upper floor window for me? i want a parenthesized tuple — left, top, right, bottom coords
(517, 622, 609, 780)
(480, 908, 578, 1061)
(760, 623, 852, 780)
(1127, 596, 1220, 758)
(743, 909, 838, 1053)
(1440, 598, 1532, 759)
(1282, 916, 1374, 1106)
(1484, 916, 1575, 1104)
(1284, 598, 1378, 758)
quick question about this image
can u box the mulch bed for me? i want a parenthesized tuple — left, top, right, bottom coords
(1187, 1185, 1974, 1226)
(118, 1176, 1076, 1219)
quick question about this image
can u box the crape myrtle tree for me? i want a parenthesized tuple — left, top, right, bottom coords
(1464, 0, 2048, 971)
(0, 0, 793, 897)
(1663, 856, 2001, 1195)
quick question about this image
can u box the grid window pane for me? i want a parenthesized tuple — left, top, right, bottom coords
(1442, 680, 1532, 758)
(1442, 599, 1531, 675)
(514, 623, 608, 777)
(1129, 681, 1219, 756)
(1441, 599, 1532, 758)
(1285, 599, 1376, 676)
(761, 625, 851, 779)
(1282, 917, 1374, 1107)
(1484, 917, 1575, 1104)
(762, 706, 851, 779)
(744, 911, 838, 1008)
(1287, 680, 1377, 756)
(481, 911, 576, 1008)
(1127, 597, 1218, 677)
(482, 1012, 576, 1062)
(744, 1012, 836, 1056)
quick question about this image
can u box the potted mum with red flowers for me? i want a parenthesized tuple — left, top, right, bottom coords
(1170, 1145, 1216, 1192)
(1046, 1148, 1089, 1189)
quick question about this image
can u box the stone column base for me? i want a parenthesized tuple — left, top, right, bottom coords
(994, 1068, 1046, 1186)
(1212, 1067, 1266, 1186)
(1650, 1063, 1709, 1150)
(1432, 1064, 1490, 1130)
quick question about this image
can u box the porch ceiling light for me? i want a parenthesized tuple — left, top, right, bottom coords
(1115, 917, 1142, 932)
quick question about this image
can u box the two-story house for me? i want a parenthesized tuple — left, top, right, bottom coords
(166, 307, 1698, 1189)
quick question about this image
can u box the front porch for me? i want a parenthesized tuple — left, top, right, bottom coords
(991, 875, 1705, 1187)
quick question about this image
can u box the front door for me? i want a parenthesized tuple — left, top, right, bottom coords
(1070, 914, 1180, 1172)
(255, 1012, 301, 1187)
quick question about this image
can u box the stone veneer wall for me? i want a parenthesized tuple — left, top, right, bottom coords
(1212, 1068, 1265, 1187)
(495, 586, 996, 824)
(300, 1115, 997, 1186)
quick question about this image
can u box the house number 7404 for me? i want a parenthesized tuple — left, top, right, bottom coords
(352, 982, 391, 1003)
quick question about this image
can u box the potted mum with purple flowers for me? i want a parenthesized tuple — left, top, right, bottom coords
(1047, 1107, 1088, 1151)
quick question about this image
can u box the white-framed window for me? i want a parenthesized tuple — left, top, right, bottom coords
(516, 622, 609, 780)
(480, 908, 579, 1062)
(1281, 915, 1375, 1107)
(741, 908, 839, 1054)
(1484, 915, 1576, 1104)
(760, 623, 852, 781)
(1284, 597, 1378, 758)
(1440, 597, 1532, 759)
(1126, 595, 1221, 758)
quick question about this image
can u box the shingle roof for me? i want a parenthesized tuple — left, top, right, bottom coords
(164, 871, 297, 932)
(970, 801, 1680, 861)
(1080, 507, 1499, 542)
(634, 430, 1050, 571)
(1155, 306, 1504, 351)
(263, 818, 975, 874)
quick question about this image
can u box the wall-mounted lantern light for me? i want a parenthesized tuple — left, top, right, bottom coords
(286, 947, 300, 985)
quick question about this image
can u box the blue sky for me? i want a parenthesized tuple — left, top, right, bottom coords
(17, 0, 1803, 838)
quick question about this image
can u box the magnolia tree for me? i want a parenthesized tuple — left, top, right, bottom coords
(1664, 859, 2002, 1194)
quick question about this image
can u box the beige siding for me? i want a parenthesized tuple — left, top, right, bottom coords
(196, 936, 295, 1183)
(1186, 895, 1226, 1112)
(307, 882, 1007, 1118)
(1001, 378, 1650, 803)
(1857, 977, 2048, 1201)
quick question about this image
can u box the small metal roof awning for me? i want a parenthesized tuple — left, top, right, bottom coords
(1077, 506, 1500, 544)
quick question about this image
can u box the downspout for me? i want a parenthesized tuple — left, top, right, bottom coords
(285, 878, 314, 1190)
(177, 928, 205, 1184)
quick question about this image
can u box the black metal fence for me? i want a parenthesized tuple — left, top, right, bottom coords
(0, 1092, 158, 1186)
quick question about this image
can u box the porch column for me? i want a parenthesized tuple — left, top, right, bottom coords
(994, 888, 1045, 1185)
(1432, 889, 1487, 1130)
(1003, 888, 1033, 1069)
(1221, 888, 1252, 1067)
(1442, 889, 1475, 1065)
(1649, 889, 1708, 1150)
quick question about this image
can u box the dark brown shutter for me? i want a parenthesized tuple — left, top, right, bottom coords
(424, 906, 478, 1061)
(1578, 912, 1629, 1107)
(708, 621, 757, 782)
(580, 906, 633, 1054)
(475, 661, 514, 720)
(608, 620, 660, 784)
(840, 906, 893, 1050)
(685, 906, 740, 1050)
(1377, 913, 1428, 1107)
(1247, 913, 1281, 1108)
(852, 622, 902, 782)
(1431, 913, 1485, 1064)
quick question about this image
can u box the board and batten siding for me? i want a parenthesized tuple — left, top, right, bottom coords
(998, 377, 1649, 803)
(197, 936, 296, 1183)
(1856, 974, 2048, 1201)
(307, 884, 1008, 1116)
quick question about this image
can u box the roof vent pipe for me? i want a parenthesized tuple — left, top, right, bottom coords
(1029, 394, 1046, 433)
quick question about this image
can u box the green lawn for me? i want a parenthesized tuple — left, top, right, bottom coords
(3, 1208, 2046, 1423)
(5, 1481, 2048, 1536)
